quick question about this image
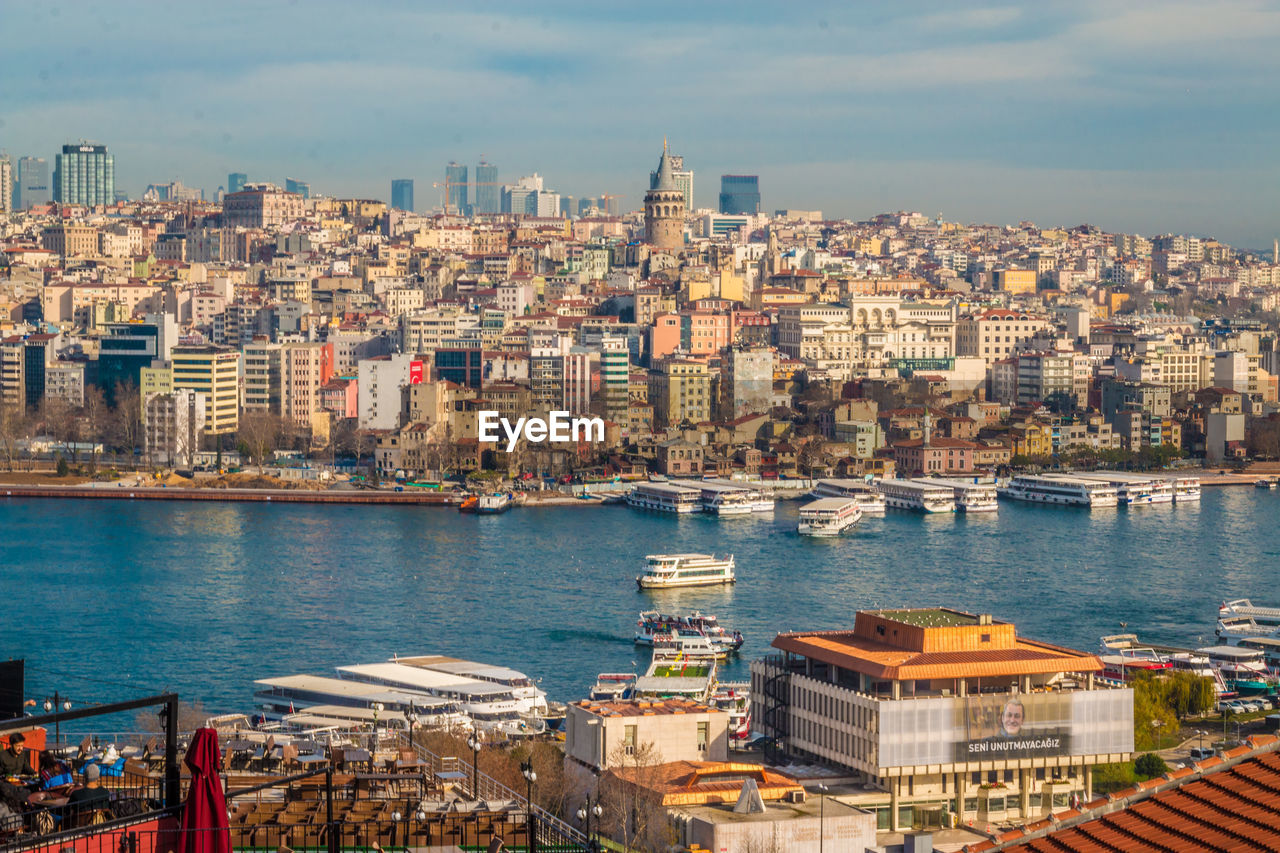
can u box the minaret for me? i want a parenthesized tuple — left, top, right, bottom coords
(644, 140, 685, 251)
(1273, 238, 1278, 266)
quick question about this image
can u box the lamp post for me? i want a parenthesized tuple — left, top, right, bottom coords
(521, 759, 537, 853)
(816, 783, 828, 853)
(372, 702, 384, 753)
(406, 704, 420, 748)
(466, 732, 483, 799)
(1197, 729, 1207, 753)
(576, 796, 602, 853)
(41, 693, 72, 747)
(390, 810, 402, 849)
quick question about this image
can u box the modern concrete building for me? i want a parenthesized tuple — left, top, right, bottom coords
(751, 608, 1133, 832)
(18, 157, 50, 209)
(171, 345, 241, 434)
(956, 310, 1053, 367)
(726, 347, 775, 418)
(53, 142, 114, 207)
(649, 357, 711, 428)
(144, 389, 206, 466)
(718, 174, 760, 215)
(390, 179, 414, 212)
(564, 698, 730, 777)
(0, 156, 10, 213)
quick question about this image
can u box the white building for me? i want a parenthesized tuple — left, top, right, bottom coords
(356, 354, 419, 430)
(145, 389, 206, 467)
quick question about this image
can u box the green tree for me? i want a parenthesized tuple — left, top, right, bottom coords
(1135, 752, 1168, 779)
(55, 455, 69, 477)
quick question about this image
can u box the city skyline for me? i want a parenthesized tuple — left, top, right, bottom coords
(2, 2, 1279, 246)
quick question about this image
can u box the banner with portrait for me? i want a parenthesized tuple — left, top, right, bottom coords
(954, 693, 1072, 762)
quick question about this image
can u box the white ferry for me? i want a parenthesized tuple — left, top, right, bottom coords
(1217, 599, 1280, 645)
(797, 498, 862, 536)
(391, 654, 548, 717)
(253, 675, 468, 730)
(1072, 472, 1173, 506)
(634, 635, 719, 701)
(700, 479, 775, 512)
(873, 478, 956, 513)
(336, 662, 537, 736)
(810, 479, 887, 514)
(626, 482, 702, 514)
(1165, 475, 1201, 502)
(709, 682, 752, 741)
(635, 611, 744, 653)
(588, 673, 636, 701)
(998, 474, 1119, 507)
(922, 478, 999, 513)
(672, 481, 754, 516)
(637, 553, 736, 589)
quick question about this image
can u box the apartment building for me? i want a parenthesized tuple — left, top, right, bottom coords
(956, 310, 1053, 366)
(649, 357, 711, 428)
(171, 345, 241, 434)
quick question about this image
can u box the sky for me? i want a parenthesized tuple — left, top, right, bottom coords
(3, 0, 1279, 248)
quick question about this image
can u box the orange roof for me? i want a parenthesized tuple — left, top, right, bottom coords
(993, 744, 1280, 852)
(571, 698, 720, 718)
(608, 761, 804, 807)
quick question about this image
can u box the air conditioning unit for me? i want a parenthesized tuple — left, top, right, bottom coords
(788, 790, 806, 804)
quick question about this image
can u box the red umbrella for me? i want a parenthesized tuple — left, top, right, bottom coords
(179, 728, 230, 853)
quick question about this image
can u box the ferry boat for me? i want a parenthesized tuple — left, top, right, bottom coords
(699, 479, 775, 513)
(1099, 635, 1232, 696)
(253, 675, 469, 730)
(922, 478, 999, 513)
(797, 497, 862, 535)
(1195, 646, 1276, 696)
(635, 611, 744, 653)
(336, 662, 538, 736)
(1072, 473, 1173, 506)
(637, 553, 736, 589)
(810, 479, 887, 515)
(588, 673, 636, 701)
(1217, 599, 1280, 644)
(390, 654, 549, 717)
(626, 482, 703, 514)
(674, 481, 754, 516)
(709, 682, 751, 741)
(873, 478, 956, 513)
(1100, 654, 1172, 682)
(634, 635, 719, 701)
(998, 474, 1119, 507)
(1165, 475, 1201, 502)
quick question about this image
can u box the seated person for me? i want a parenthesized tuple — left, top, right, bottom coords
(0, 733, 36, 809)
(66, 764, 111, 818)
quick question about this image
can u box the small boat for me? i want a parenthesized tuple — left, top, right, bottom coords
(1255, 479, 1277, 490)
(589, 673, 636, 701)
(637, 553, 736, 590)
(709, 682, 752, 741)
(458, 496, 479, 513)
(476, 493, 513, 513)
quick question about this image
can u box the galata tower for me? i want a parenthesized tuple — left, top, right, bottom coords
(644, 139, 685, 251)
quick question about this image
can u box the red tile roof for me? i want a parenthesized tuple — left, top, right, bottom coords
(996, 746, 1280, 852)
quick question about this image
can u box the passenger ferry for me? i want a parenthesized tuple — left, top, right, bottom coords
(1100, 654, 1172, 682)
(1195, 646, 1276, 696)
(253, 675, 468, 729)
(1099, 635, 1232, 696)
(626, 482, 703, 514)
(699, 479, 775, 512)
(810, 479, 887, 514)
(873, 478, 956, 513)
(709, 682, 752, 741)
(671, 481, 759, 516)
(998, 474, 1119, 507)
(797, 498, 862, 535)
(1217, 599, 1280, 644)
(390, 654, 548, 717)
(637, 553, 736, 589)
(1165, 475, 1201, 502)
(922, 478, 999, 513)
(1072, 473, 1173, 505)
(336, 662, 537, 735)
(634, 635, 719, 701)
(635, 611, 744, 653)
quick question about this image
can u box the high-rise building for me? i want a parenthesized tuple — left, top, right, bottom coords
(53, 142, 114, 207)
(227, 172, 248, 195)
(719, 175, 760, 215)
(651, 153, 693, 209)
(644, 141, 686, 250)
(18, 157, 50, 209)
(284, 178, 310, 199)
(171, 345, 241, 434)
(0, 156, 11, 213)
(445, 162, 468, 214)
(474, 160, 499, 214)
(391, 179, 414, 212)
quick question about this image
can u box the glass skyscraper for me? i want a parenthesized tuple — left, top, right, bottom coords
(53, 142, 114, 206)
(227, 172, 248, 195)
(719, 174, 761, 215)
(474, 160, 499, 214)
(445, 162, 468, 214)
(391, 179, 414, 212)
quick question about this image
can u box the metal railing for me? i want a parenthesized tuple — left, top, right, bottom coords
(395, 734, 587, 849)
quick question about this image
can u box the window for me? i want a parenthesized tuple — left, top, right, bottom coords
(623, 725, 636, 755)
(697, 721, 708, 751)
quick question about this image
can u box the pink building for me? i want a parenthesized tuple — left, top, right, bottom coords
(650, 314, 682, 360)
(891, 437, 980, 475)
(320, 376, 358, 419)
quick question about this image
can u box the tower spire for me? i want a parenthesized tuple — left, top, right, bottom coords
(663, 135, 668, 152)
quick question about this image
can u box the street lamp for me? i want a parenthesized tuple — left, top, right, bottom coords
(406, 704, 421, 747)
(521, 759, 538, 853)
(390, 810, 403, 849)
(466, 732, 483, 799)
(371, 702, 385, 752)
(576, 796, 603, 853)
(816, 783, 828, 853)
(1196, 729, 1207, 753)
(41, 693, 73, 746)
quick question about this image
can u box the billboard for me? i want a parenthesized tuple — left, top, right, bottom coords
(955, 693, 1070, 762)
(876, 689, 1132, 768)
(409, 360, 424, 384)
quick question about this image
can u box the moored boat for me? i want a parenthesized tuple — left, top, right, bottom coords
(635, 610, 744, 654)
(476, 493, 513, 513)
(797, 498, 862, 536)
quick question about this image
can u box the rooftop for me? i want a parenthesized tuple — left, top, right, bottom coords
(571, 697, 720, 717)
(875, 608, 981, 628)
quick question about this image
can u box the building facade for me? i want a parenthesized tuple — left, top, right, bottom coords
(171, 345, 241, 434)
(719, 175, 761, 215)
(644, 143, 685, 251)
(144, 389, 206, 466)
(53, 142, 114, 207)
(390, 179, 414, 212)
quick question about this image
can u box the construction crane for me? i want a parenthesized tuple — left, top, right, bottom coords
(429, 178, 505, 214)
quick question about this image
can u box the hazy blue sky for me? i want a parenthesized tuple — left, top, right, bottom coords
(4, 1, 1278, 247)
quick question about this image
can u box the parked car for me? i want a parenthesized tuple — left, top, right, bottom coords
(1188, 747, 1215, 760)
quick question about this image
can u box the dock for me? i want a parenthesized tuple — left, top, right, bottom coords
(0, 484, 462, 505)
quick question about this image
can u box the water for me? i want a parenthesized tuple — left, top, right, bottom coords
(6, 488, 1279, 720)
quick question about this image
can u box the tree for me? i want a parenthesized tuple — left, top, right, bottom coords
(110, 382, 143, 465)
(81, 385, 109, 474)
(0, 405, 30, 471)
(598, 741, 676, 853)
(237, 411, 284, 469)
(40, 395, 80, 464)
(1135, 752, 1168, 779)
(55, 455, 69, 477)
